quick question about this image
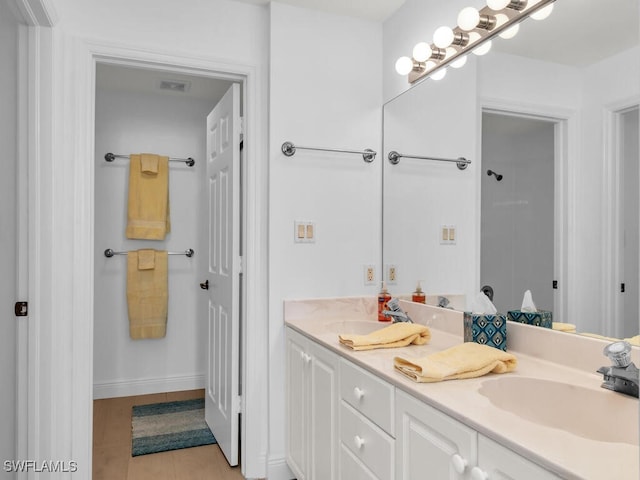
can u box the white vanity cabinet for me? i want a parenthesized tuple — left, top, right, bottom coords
(286, 328, 340, 480)
(471, 434, 561, 480)
(395, 389, 477, 479)
(395, 390, 562, 480)
(339, 359, 395, 480)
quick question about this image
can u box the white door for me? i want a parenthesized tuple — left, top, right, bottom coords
(205, 83, 241, 466)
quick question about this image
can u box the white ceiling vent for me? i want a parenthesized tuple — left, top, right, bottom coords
(157, 79, 191, 93)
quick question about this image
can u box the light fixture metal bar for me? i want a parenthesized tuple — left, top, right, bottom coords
(408, 0, 557, 84)
(388, 150, 471, 170)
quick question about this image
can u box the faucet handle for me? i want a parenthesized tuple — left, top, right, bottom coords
(604, 341, 633, 367)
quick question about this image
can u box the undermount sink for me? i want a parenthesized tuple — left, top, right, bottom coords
(323, 320, 384, 335)
(479, 376, 639, 445)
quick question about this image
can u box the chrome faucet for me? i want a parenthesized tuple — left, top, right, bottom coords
(383, 298, 413, 323)
(597, 341, 639, 398)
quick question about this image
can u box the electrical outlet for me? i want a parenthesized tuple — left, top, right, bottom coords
(364, 265, 376, 285)
(387, 264, 398, 284)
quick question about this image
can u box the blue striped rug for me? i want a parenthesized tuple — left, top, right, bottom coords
(131, 398, 216, 456)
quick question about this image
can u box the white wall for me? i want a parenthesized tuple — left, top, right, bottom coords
(268, 3, 383, 476)
(93, 86, 218, 398)
(0, 0, 18, 469)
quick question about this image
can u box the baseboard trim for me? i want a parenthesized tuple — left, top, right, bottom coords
(266, 455, 294, 480)
(93, 374, 205, 399)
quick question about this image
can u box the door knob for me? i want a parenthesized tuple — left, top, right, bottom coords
(200, 280, 209, 290)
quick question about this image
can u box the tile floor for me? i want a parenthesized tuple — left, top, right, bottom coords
(93, 389, 245, 480)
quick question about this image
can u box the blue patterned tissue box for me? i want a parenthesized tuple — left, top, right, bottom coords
(463, 313, 507, 351)
(507, 310, 553, 328)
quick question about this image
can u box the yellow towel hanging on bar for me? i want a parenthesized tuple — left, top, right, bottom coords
(126, 154, 171, 240)
(127, 249, 168, 339)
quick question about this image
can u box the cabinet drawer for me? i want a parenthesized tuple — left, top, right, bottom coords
(339, 443, 381, 480)
(340, 401, 394, 480)
(340, 359, 394, 435)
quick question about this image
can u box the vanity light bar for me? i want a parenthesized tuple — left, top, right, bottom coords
(404, 0, 557, 85)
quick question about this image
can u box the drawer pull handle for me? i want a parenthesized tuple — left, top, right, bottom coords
(302, 353, 311, 363)
(470, 466, 489, 480)
(451, 454, 468, 474)
(354, 435, 365, 450)
(353, 387, 364, 400)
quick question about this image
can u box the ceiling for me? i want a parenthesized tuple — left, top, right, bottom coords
(229, 0, 405, 21)
(492, 0, 639, 67)
(96, 0, 639, 98)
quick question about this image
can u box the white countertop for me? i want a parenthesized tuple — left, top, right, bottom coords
(284, 297, 639, 480)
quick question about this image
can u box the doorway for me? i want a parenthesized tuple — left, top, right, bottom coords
(480, 111, 557, 313)
(93, 62, 243, 469)
(616, 106, 640, 338)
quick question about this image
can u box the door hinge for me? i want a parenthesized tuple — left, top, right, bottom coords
(621, 283, 626, 293)
(235, 395, 243, 414)
(552, 280, 558, 289)
(14, 302, 28, 317)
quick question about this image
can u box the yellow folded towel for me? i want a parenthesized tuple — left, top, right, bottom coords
(140, 153, 159, 174)
(127, 250, 168, 339)
(339, 323, 431, 351)
(394, 342, 517, 383)
(137, 249, 156, 270)
(625, 335, 640, 346)
(126, 154, 171, 240)
(552, 322, 576, 333)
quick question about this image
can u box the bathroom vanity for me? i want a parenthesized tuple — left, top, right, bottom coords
(284, 297, 639, 480)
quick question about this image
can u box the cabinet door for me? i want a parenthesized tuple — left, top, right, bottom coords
(474, 435, 561, 480)
(395, 390, 477, 480)
(309, 341, 340, 480)
(286, 329, 310, 480)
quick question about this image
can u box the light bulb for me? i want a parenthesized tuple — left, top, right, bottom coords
(431, 68, 447, 81)
(395, 56, 414, 75)
(458, 7, 480, 31)
(487, 0, 511, 10)
(472, 40, 492, 56)
(433, 26, 454, 48)
(499, 23, 520, 39)
(412, 42, 432, 62)
(451, 56, 468, 68)
(530, 3, 553, 20)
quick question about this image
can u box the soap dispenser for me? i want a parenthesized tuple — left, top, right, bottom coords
(412, 281, 426, 304)
(378, 282, 392, 322)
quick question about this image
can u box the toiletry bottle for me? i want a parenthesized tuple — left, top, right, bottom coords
(412, 281, 426, 304)
(378, 282, 392, 322)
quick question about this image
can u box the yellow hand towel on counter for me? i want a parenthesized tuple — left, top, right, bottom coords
(126, 154, 171, 240)
(127, 249, 168, 339)
(552, 322, 577, 333)
(394, 342, 517, 383)
(339, 323, 431, 351)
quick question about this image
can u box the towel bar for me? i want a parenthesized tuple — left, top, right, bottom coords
(104, 153, 195, 167)
(104, 248, 194, 258)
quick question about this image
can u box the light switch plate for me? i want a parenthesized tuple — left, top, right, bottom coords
(440, 225, 456, 245)
(294, 221, 315, 243)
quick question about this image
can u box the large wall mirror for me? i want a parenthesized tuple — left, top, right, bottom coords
(383, 0, 639, 338)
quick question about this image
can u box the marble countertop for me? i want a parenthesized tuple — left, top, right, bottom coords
(284, 297, 639, 480)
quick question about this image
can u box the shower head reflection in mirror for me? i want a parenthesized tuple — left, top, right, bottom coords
(382, 0, 640, 339)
